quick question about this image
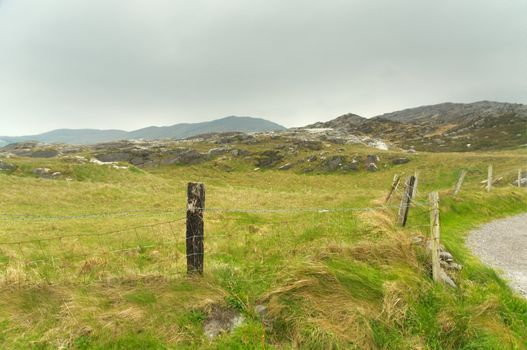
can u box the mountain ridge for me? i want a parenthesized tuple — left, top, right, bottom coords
(0, 116, 286, 145)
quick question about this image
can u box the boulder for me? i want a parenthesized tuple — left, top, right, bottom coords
(32, 168, 59, 179)
(513, 177, 527, 187)
(32, 167, 51, 176)
(255, 150, 283, 168)
(203, 305, 245, 340)
(366, 154, 379, 172)
(342, 160, 359, 171)
(322, 156, 345, 171)
(392, 157, 410, 165)
(439, 251, 454, 262)
(0, 160, 17, 172)
(366, 154, 379, 164)
(367, 163, 378, 172)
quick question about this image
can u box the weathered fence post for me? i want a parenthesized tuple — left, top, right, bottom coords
(429, 191, 441, 283)
(385, 174, 401, 204)
(411, 171, 419, 199)
(397, 175, 416, 226)
(519, 168, 522, 188)
(453, 170, 467, 196)
(187, 182, 205, 275)
(487, 165, 493, 192)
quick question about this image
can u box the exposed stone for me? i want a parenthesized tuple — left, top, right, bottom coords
(62, 155, 87, 163)
(439, 269, 457, 288)
(32, 168, 51, 176)
(439, 251, 453, 262)
(255, 150, 283, 168)
(28, 149, 60, 158)
(95, 152, 131, 163)
(0, 160, 17, 172)
(162, 149, 206, 165)
(366, 163, 378, 172)
(342, 160, 359, 171)
(513, 177, 527, 187)
(203, 305, 245, 340)
(392, 157, 410, 165)
(366, 154, 379, 164)
(306, 155, 317, 162)
(294, 140, 323, 151)
(278, 163, 292, 170)
(365, 154, 379, 172)
(322, 156, 344, 171)
(208, 147, 231, 157)
(90, 158, 116, 166)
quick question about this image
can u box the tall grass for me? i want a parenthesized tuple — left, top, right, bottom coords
(0, 145, 526, 349)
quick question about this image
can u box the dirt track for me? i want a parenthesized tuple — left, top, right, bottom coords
(467, 213, 527, 297)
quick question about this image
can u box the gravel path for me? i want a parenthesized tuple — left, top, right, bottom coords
(467, 213, 527, 297)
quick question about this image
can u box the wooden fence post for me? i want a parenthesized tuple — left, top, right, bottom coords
(186, 182, 205, 275)
(429, 191, 441, 283)
(487, 165, 493, 192)
(385, 174, 401, 204)
(411, 171, 419, 199)
(397, 175, 416, 226)
(453, 170, 467, 196)
(519, 168, 522, 188)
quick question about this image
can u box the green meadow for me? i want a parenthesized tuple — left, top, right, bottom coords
(0, 144, 526, 349)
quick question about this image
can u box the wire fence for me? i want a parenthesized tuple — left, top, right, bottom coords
(0, 165, 524, 289)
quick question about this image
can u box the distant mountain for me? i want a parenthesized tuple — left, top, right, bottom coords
(304, 101, 527, 152)
(0, 116, 286, 145)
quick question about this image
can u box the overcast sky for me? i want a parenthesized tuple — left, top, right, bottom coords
(0, 0, 526, 135)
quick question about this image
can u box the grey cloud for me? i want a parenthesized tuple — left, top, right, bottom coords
(0, 0, 526, 135)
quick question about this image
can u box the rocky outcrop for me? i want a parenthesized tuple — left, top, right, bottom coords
(255, 150, 284, 168)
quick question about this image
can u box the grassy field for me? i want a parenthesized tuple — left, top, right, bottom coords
(0, 143, 526, 349)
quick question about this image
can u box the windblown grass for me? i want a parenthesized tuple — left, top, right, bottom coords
(0, 144, 526, 349)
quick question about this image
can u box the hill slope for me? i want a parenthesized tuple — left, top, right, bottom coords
(308, 101, 527, 152)
(0, 116, 286, 145)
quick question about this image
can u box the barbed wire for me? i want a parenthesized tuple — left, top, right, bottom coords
(0, 218, 186, 246)
(0, 204, 405, 223)
(0, 209, 184, 222)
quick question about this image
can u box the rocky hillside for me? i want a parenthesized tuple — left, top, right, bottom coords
(375, 101, 527, 124)
(307, 101, 527, 152)
(0, 116, 286, 146)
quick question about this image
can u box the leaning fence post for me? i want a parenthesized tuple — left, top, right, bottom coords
(186, 182, 205, 275)
(453, 170, 467, 196)
(487, 165, 493, 192)
(385, 174, 401, 204)
(397, 175, 416, 226)
(429, 191, 441, 283)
